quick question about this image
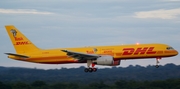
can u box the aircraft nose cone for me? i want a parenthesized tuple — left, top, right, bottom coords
(175, 50, 179, 55)
(173, 50, 179, 56)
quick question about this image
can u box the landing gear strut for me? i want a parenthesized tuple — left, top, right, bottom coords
(155, 57, 161, 68)
(84, 60, 97, 73)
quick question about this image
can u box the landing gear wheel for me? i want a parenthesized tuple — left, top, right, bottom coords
(93, 68, 97, 72)
(84, 68, 89, 72)
(155, 65, 159, 68)
(88, 68, 93, 72)
(84, 68, 98, 73)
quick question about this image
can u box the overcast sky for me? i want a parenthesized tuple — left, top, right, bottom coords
(0, 0, 180, 69)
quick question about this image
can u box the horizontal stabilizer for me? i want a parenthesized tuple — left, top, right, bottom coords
(5, 53, 29, 58)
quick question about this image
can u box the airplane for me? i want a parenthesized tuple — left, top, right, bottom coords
(4, 25, 178, 72)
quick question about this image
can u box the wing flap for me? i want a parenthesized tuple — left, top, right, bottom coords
(61, 50, 100, 61)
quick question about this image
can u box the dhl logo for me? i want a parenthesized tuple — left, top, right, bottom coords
(15, 41, 29, 45)
(122, 47, 156, 55)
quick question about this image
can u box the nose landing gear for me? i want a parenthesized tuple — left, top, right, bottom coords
(155, 57, 161, 68)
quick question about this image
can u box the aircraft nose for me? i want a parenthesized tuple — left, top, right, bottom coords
(175, 50, 179, 55)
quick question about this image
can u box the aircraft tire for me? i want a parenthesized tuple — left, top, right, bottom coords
(93, 68, 97, 72)
(84, 68, 89, 72)
(88, 68, 93, 72)
(155, 65, 159, 68)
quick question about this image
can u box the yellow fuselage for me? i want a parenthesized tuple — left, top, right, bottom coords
(8, 43, 178, 64)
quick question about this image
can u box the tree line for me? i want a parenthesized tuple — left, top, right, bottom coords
(0, 63, 180, 83)
(0, 79, 180, 89)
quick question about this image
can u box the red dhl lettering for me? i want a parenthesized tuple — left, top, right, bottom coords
(123, 48, 134, 55)
(15, 37, 23, 41)
(134, 47, 148, 55)
(122, 47, 156, 55)
(16, 41, 29, 45)
(146, 47, 156, 54)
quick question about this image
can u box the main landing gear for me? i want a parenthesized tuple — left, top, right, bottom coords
(84, 60, 97, 73)
(84, 68, 97, 72)
(155, 57, 161, 68)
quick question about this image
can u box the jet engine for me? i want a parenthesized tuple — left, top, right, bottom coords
(93, 55, 120, 66)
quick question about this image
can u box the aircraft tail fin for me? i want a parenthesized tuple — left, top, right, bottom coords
(5, 25, 40, 53)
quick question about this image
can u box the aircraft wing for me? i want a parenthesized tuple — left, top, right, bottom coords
(61, 50, 100, 61)
(5, 53, 29, 58)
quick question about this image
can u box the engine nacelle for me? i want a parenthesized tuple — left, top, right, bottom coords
(93, 55, 121, 66)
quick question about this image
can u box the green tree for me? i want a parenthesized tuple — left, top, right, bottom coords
(31, 81, 49, 89)
(115, 80, 127, 89)
(11, 82, 30, 89)
(67, 83, 79, 89)
(51, 83, 67, 89)
(88, 82, 109, 89)
(0, 81, 11, 89)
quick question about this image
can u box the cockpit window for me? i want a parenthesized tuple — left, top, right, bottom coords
(166, 47, 174, 50)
